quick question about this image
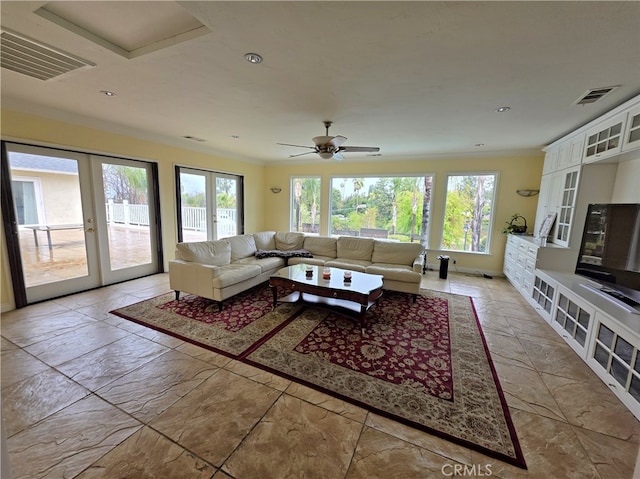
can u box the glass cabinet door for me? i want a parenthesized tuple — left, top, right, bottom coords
(554, 168, 579, 247)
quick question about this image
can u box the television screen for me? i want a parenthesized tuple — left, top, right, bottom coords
(575, 203, 640, 306)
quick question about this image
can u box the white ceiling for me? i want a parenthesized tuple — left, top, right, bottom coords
(1, 1, 639, 165)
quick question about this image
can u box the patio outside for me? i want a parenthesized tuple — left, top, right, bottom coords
(18, 221, 229, 288)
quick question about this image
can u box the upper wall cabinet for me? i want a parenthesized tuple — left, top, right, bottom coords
(543, 133, 585, 175)
(558, 134, 586, 170)
(622, 104, 640, 152)
(543, 145, 560, 174)
(583, 112, 627, 163)
(544, 93, 640, 169)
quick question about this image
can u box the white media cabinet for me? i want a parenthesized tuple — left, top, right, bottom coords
(503, 93, 640, 419)
(505, 234, 640, 420)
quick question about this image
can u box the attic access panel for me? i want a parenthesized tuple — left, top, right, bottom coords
(35, 1, 210, 59)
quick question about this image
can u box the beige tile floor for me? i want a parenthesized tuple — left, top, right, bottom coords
(2, 272, 640, 478)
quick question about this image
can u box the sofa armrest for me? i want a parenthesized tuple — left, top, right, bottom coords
(412, 252, 426, 273)
(169, 260, 221, 298)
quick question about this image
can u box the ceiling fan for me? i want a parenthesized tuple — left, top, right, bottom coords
(278, 121, 380, 161)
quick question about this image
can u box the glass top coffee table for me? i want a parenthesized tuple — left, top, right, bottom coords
(269, 264, 384, 334)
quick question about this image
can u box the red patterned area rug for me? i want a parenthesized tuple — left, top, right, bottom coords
(110, 283, 302, 358)
(244, 290, 526, 469)
(111, 285, 526, 468)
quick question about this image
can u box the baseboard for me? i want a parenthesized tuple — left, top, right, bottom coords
(1, 301, 15, 313)
(425, 266, 503, 278)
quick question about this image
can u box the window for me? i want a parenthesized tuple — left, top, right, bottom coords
(11, 177, 43, 225)
(329, 176, 433, 244)
(291, 177, 321, 234)
(176, 166, 243, 242)
(441, 174, 496, 253)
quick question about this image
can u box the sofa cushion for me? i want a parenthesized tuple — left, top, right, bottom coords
(175, 240, 231, 266)
(336, 237, 374, 261)
(366, 264, 422, 283)
(324, 258, 370, 272)
(253, 231, 276, 250)
(235, 256, 285, 272)
(211, 264, 262, 289)
(226, 234, 258, 261)
(288, 256, 332, 266)
(371, 241, 424, 265)
(274, 231, 305, 251)
(303, 236, 337, 258)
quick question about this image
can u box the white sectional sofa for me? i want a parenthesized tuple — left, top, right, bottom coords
(169, 231, 425, 309)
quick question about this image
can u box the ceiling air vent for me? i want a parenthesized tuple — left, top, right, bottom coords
(574, 86, 619, 105)
(0, 28, 95, 81)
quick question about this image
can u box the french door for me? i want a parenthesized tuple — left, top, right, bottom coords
(2, 143, 161, 306)
(176, 166, 243, 242)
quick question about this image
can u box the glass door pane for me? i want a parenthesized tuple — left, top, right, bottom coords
(177, 167, 242, 242)
(179, 170, 208, 242)
(216, 175, 238, 239)
(6, 145, 100, 302)
(94, 157, 159, 284)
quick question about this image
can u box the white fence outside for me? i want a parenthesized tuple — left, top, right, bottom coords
(106, 200, 237, 237)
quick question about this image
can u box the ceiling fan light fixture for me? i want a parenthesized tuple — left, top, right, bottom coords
(318, 151, 333, 159)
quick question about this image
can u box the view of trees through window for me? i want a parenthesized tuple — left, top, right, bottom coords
(291, 177, 321, 233)
(441, 174, 496, 253)
(102, 164, 148, 204)
(330, 176, 432, 244)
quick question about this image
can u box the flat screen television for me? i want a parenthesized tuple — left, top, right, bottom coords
(575, 203, 640, 309)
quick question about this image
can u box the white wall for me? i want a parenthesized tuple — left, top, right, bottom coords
(611, 156, 640, 203)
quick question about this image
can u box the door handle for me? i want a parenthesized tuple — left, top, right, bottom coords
(85, 227, 95, 233)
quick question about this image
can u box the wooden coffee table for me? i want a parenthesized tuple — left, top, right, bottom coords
(269, 264, 384, 333)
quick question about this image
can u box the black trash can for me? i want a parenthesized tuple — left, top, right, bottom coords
(437, 255, 450, 279)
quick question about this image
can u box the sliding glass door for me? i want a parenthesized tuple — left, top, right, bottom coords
(2, 143, 161, 305)
(177, 167, 242, 242)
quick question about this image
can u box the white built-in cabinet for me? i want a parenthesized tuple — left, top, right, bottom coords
(550, 287, 594, 356)
(623, 104, 640, 152)
(583, 113, 626, 163)
(504, 93, 640, 420)
(525, 270, 640, 420)
(588, 312, 640, 418)
(503, 235, 581, 296)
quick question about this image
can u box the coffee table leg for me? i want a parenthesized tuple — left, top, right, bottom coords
(359, 304, 367, 336)
(270, 284, 278, 309)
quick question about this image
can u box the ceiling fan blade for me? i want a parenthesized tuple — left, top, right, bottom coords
(332, 152, 345, 161)
(330, 135, 347, 148)
(288, 151, 317, 158)
(338, 146, 380, 153)
(277, 142, 315, 150)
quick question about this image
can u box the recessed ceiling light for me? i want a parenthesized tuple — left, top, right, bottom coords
(244, 52, 263, 64)
(495, 106, 511, 113)
(100, 90, 116, 96)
